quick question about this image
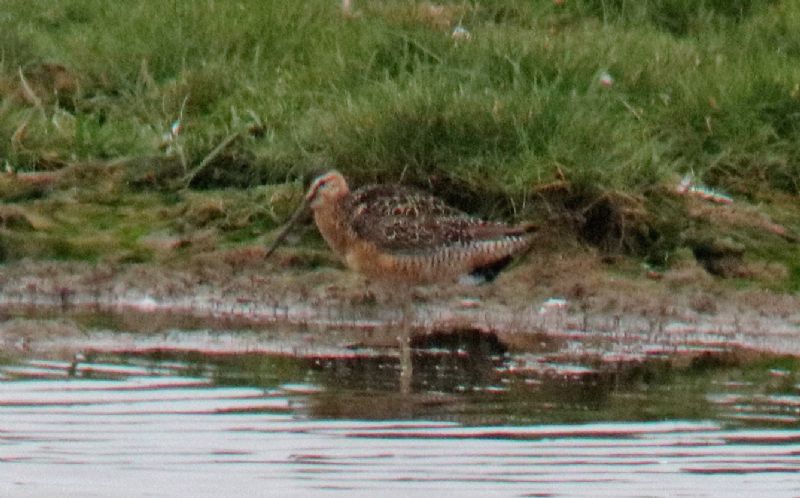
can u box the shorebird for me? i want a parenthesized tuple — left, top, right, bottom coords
(265, 171, 537, 284)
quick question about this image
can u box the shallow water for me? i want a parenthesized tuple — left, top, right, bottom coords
(2, 312, 800, 497)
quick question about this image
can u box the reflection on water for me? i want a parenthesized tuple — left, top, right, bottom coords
(2, 320, 800, 497)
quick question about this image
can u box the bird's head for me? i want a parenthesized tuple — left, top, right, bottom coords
(305, 170, 349, 209)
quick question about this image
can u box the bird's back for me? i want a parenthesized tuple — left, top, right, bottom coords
(339, 184, 536, 283)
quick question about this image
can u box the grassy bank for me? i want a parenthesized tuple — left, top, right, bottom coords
(1, 0, 799, 289)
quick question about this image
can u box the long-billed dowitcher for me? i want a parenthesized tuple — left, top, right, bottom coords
(266, 171, 537, 284)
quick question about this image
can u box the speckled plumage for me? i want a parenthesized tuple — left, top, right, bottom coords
(305, 171, 537, 283)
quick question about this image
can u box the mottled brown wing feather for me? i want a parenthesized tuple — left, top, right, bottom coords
(348, 185, 465, 218)
(348, 185, 524, 253)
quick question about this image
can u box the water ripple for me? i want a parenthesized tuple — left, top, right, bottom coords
(2, 359, 800, 498)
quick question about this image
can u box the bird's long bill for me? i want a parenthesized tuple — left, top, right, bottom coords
(264, 197, 310, 259)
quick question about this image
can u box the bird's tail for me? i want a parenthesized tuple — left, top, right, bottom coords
(507, 222, 539, 237)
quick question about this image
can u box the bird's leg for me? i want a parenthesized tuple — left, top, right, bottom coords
(395, 289, 417, 396)
(398, 304, 413, 396)
(374, 281, 415, 396)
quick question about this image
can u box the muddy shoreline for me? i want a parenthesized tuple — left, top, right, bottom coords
(1, 257, 799, 359)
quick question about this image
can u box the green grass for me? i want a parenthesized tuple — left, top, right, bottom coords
(3, 0, 798, 193)
(1, 0, 799, 284)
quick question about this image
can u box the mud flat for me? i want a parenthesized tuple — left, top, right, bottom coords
(1, 259, 799, 361)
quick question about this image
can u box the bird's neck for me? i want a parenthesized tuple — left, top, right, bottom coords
(312, 197, 352, 258)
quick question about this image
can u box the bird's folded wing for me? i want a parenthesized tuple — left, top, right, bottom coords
(354, 215, 524, 253)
